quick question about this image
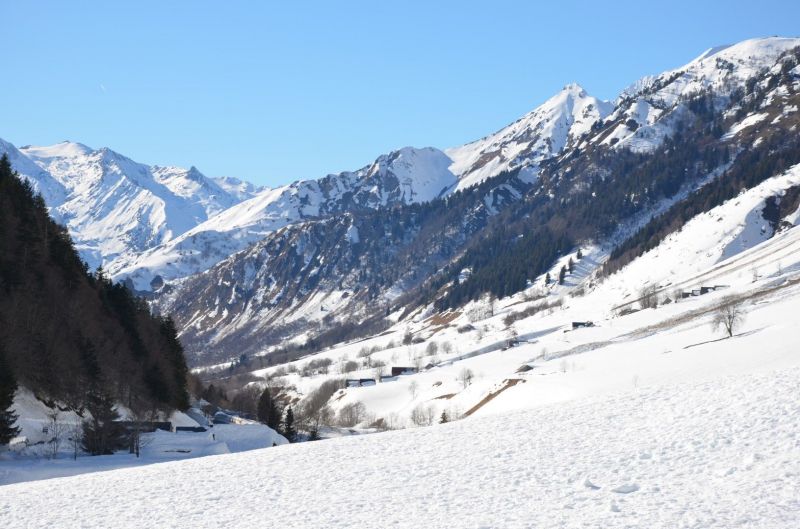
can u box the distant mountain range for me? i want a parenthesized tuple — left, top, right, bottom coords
(3, 36, 800, 366)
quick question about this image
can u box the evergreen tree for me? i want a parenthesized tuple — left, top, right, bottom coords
(81, 389, 124, 455)
(567, 257, 574, 274)
(576, 248, 583, 260)
(558, 265, 567, 285)
(439, 411, 448, 424)
(257, 386, 281, 430)
(545, 272, 551, 285)
(283, 406, 296, 442)
(0, 346, 20, 445)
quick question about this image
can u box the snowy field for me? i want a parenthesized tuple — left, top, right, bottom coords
(0, 422, 286, 486)
(2, 362, 798, 528)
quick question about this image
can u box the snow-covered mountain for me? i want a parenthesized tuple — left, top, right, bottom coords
(0, 140, 259, 270)
(154, 36, 800, 364)
(116, 146, 457, 290)
(446, 83, 614, 189)
(591, 37, 800, 152)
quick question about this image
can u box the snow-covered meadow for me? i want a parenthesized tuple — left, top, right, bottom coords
(2, 361, 798, 527)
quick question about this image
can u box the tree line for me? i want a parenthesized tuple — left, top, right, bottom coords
(0, 155, 190, 446)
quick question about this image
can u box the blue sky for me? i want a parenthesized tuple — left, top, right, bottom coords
(2, 1, 799, 186)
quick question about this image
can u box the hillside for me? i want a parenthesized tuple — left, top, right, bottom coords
(0, 155, 190, 418)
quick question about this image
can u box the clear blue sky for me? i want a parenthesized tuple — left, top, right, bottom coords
(2, 1, 798, 187)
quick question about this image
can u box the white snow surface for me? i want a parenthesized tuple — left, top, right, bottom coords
(0, 422, 287, 486)
(2, 361, 799, 527)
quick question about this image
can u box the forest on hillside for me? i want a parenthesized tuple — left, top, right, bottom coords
(0, 155, 190, 432)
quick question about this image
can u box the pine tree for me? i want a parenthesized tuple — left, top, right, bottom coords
(81, 389, 124, 455)
(568, 257, 574, 274)
(257, 386, 281, 430)
(576, 248, 583, 260)
(283, 406, 296, 442)
(558, 265, 567, 285)
(0, 346, 21, 445)
(545, 272, 551, 285)
(439, 411, 449, 424)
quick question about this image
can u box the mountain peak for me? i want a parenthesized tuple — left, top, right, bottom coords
(445, 82, 612, 190)
(21, 140, 93, 159)
(560, 82, 587, 95)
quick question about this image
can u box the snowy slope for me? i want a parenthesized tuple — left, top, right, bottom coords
(0, 138, 67, 208)
(117, 146, 457, 290)
(446, 83, 614, 190)
(602, 37, 800, 152)
(2, 354, 798, 527)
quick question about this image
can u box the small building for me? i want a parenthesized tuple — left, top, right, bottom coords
(346, 378, 377, 388)
(572, 321, 594, 329)
(175, 426, 207, 433)
(115, 421, 173, 433)
(391, 367, 417, 376)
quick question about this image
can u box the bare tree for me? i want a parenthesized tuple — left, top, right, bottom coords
(410, 403, 436, 427)
(505, 326, 519, 348)
(337, 402, 366, 428)
(46, 410, 64, 459)
(486, 293, 497, 317)
(712, 297, 745, 338)
(372, 360, 386, 381)
(306, 405, 333, 440)
(412, 355, 424, 372)
(639, 284, 658, 310)
(408, 380, 419, 399)
(458, 368, 474, 389)
(69, 421, 82, 461)
(296, 378, 344, 439)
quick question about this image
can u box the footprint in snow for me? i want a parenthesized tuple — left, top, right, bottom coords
(583, 478, 600, 490)
(612, 483, 640, 494)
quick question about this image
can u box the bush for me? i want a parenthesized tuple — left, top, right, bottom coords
(503, 298, 562, 326)
(341, 360, 359, 374)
